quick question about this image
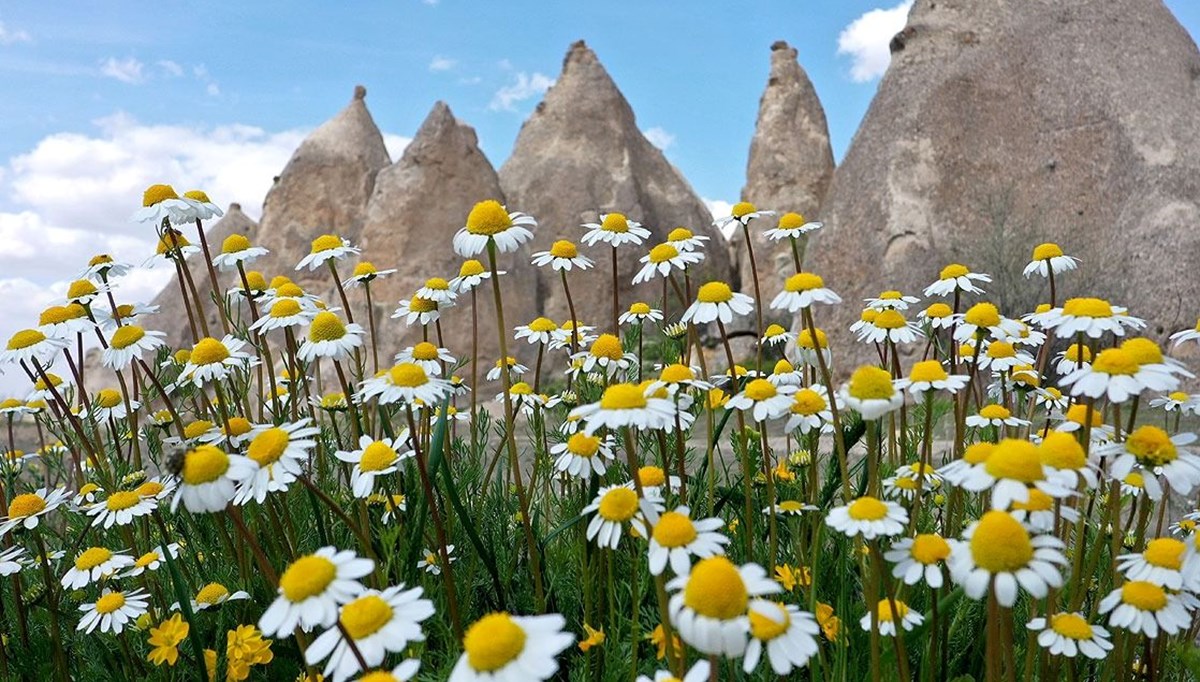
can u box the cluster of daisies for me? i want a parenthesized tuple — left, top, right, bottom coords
(2, 185, 1200, 680)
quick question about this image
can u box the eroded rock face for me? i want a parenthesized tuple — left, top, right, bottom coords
(358, 102, 536, 373)
(806, 0, 1200, 368)
(499, 41, 734, 334)
(734, 40, 834, 302)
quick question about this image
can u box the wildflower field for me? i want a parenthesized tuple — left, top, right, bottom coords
(4, 187, 1200, 682)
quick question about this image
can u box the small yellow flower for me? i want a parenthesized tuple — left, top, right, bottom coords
(147, 613, 190, 667)
(648, 623, 683, 663)
(816, 603, 841, 641)
(707, 388, 729, 409)
(578, 623, 605, 652)
(773, 564, 812, 592)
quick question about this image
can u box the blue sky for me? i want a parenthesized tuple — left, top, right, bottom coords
(0, 1, 1197, 391)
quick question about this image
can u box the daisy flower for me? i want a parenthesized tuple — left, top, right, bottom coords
(965, 404, 1031, 430)
(235, 419, 321, 505)
(449, 612, 574, 682)
(681, 281, 754, 325)
(485, 356, 529, 382)
(715, 201, 776, 233)
(354, 661, 421, 682)
(619, 302, 663, 326)
(666, 556, 782, 656)
(645, 505, 729, 576)
(551, 432, 615, 480)
(1026, 612, 1112, 660)
(865, 290, 921, 311)
(1098, 580, 1190, 638)
(763, 211, 822, 241)
(1149, 391, 1200, 414)
(885, 534, 953, 588)
(392, 296, 441, 327)
(178, 335, 252, 387)
(121, 544, 180, 578)
(1060, 347, 1177, 403)
(171, 445, 256, 514)
(453, 200, 536, 257)
(923, 263, 991, 297)
(133, 184, 192, 225)
(78, 588, 150, 634)
(785, 386, 836, 435)
(1024, 242, 1080, 278)
(948, 510, 1068, 607)
(212, 233, 269, 271)
(357, 363, 453, 406)
(394, 342, 456, 376)
(638, 660, 710, 682)
(61, 547, 135, 589)
(762, 500, 818, 517)
(767, 359, 803, 387)
(646, 363, 713, 399)
(743, 600, 820, 675)
(826, 496, 908, 540)
(883, 464, 943, 501)
(86, 488, 156, 528)
(839, 366, 903, 421)
(960, 438, 1070, 510)
(665, 226, 710, 252)
(0, 546, 25, 576)
(514, 317, 559, 346)
(571, 333, 637, 376)
(761, 323, 795, 347)
(1104, 426, 1200, 501)
(304, 585, 435, 682)
(1053, 343, 1092, 376)
(582, 484, 653, 549)
(0, 486, 70, 534)
(0, 328, 69, 366)
(101, 325, 167, 370)
(252, 298, 316, 333)
(632, 243, 703, 284)
(635, 465, 683, 497)
(147, 228, 201, 265)
(726, 378, 797, 422)
(1010, 489, 1078, 533)
(1046, 297, 1144, 339)
(795, 327, 830, 367)
(91, 388, 138, 423)
(581, 212, 651, 247)
(860, 599, 924, 636)
(179, 189, 223, 219)
(953, 303, 1021, 343)
(416, 277, 457, 305)
(418, 545, 456, 575)
(531, 239, 594, 271)
(856, 309, 920, 345)
(449, 259, 497, 292)
(79, 253, 131, 280)
(770, 272, 841, 312)
(335, 434, 413, 498)
(569, 382, 677, 435)
(977, 340, 1035, 373)
(1038, 431, 1098, 490)
(550, 321, 598, 351)
(1053, 404, 1114, 442)
(918, 302, 958, 330)
(37, 303, 93, 338)
(896, 360, 969, 395)
(259, 548, 374, 637)
(296, 234, 360, 271)
(1116, 538, 1188, 589)
(342, 261, 397, 288)
(298, 312, 365, 362)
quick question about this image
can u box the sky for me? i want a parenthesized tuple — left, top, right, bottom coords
(0, 0, 1198, 391)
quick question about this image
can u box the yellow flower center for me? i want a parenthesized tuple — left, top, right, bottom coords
(466, 200, 512, 236)
(599, 383, 647, 410)
(964, 303, 1000, 328)
(156, 231, 192, 255)
(280, 555, 337, 602)
(940, 264, 969, 279)
(134, 551, 161, 568)
(464, 612, 526, 672)
(876, 599, 910, 623)
(773, 360, 794, 375)
(271, 299, 303, 319)
(1124, 472, 1144, 488)
(566, 432, 600, 457)
(600, 213, 630, 233)
(1120, 338, 1162, 365)
(143, 184, 179, 206)
(38, 306, 72, 325)
(978, 404, 1011, 421)
(684, 557, 748, 620)
(970, 511, 1034, 572)
(1012, 488, 1054, 512)
(590, 334, 624, 360)
(1062, 297, 1114, 318)
(648, 243, 679, 264)
(340, 594, 394, 639)
(526, 317, 557, 334)
(75, 547, 114, 570)
(1143, 538, 1185, 570)
(459, 260, 486, 278)
(790, 389, 827, 416)
(247, 428, 290, 466)
(7, 329, 46, 350)
(874, 310, 907, 329)
(909, 360, 948, 383)
(777, 212, 806, 229)
(190, 338, 230, 366)
(1169, 391, 1190, 402)
(66, 280, 97, 300)
(408, 296, 437, 313)
(1031, 243, 1064, 261)
(105, 491, 140, 511)
(389, 363, 429, 388)
(659, 364, 695, 383)
(749, 602, 792, 641)
(697, 281, 733, 303)
(628, 303, 653, 318)
(310, 234, 343, 253)
(984, 439, 1044, 482)
(1039, 432, 1086, 470)
(848, 366, 895, 401)
(110, 325, 148, 350)
(137, 481, 164, 497)
(8, 493, 46, 517)
(306, 312, 346, 342)
(637, 466, 666, 488)
(181, 446, 230, 485)
(183, 189, 211, 203)
(847, 496, 889, 521)
(1049, 613, 1093, 640)
(95, 592, 126, 615)
(1064, 404, 1102, 427)
(798, 328, 827, 349)
(1090, 348, 1139, 376)
(1121, 581, 1167, 611)
(183, 420, 213, 440)
(221, 234, 251, 254)
(401, 342, 436, 363)
(910, 534, 951, 564)
(784, 272, 824, 292)
(360, 442, 398, 472)
(731, 202, 756, 218)
(654, 511, 698, 548)
(96, 389, 123, 409)
(924, 303, 952, 319)
(743, 379, 777, 402)
(543, 240, 579, 259)
(195, 583, 229, 605)
(987, 342, 1016, 359)
(509, 382, 533, 396)
(89, 254, 113, 267)
(1126, 426, 1177, 466)
(597, 487, 638, 521)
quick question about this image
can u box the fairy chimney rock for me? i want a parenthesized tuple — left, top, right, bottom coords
(735, 40, 834, 302)
(358, 101, 536, 370)
(805, 0, 1200, 368)
(499, 40, 734, 330)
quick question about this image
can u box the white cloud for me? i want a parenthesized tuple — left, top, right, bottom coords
(643, 127, 675, 151)
(99, 56, 145, 84)
(0, 19, 31, 45)
(428, 56, 456, 72)
(206, 82, 220, 97)
(837, 0, 913, 83)
(702, 198, 737, 239)
(383, 134, 412, 162)
(157, 60, 183, 77)
(488, 72, 554, 112)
